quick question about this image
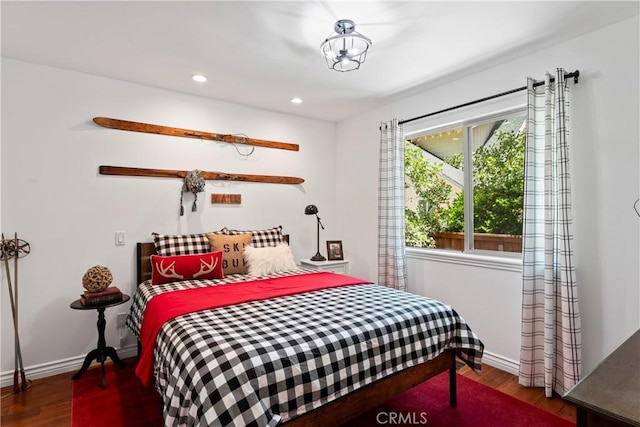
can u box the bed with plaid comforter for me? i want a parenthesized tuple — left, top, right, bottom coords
(127, 269, 484, 427)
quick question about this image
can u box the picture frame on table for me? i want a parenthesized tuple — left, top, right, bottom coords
(326, 240, 344, 261)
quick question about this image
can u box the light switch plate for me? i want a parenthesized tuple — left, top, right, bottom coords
(115, 231, 126, 246)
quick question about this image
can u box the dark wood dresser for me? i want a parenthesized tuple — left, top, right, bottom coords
(564, 330, 639, 427)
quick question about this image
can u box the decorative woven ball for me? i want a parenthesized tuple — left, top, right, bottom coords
(82, 265, 113, 292)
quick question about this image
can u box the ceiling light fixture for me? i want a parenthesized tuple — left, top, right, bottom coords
(290, 97, 303, 104)
(191, 74, 207, 83)
(320, 19, 371, 72)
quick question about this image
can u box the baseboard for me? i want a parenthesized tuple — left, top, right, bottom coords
(2, 346, 520, 388)
(482, 350, 520, 376)
(0, 344, 139, 389)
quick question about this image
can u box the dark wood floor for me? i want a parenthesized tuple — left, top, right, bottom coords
(1, 360, 575, 426)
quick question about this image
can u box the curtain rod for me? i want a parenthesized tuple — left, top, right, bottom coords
(399, 70, 580, 126)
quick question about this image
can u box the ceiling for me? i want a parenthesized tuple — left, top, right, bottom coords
(2, 1, 638, 122)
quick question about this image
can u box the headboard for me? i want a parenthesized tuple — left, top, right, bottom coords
(136, 234, 290, 285)
(136, 242, 157, 285)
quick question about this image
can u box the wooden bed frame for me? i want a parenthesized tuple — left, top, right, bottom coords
(136, 241, 457, 426)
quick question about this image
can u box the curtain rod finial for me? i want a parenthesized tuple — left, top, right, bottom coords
(572, 70, 580, 84)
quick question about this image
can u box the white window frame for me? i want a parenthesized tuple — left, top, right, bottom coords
(404, 104, 526, 261)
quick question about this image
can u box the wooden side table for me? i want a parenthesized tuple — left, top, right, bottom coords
(70, 294, 130, 389)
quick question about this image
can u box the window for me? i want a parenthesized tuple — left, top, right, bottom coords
(404, 109, 526, 254)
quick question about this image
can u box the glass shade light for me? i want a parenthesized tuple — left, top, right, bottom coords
(320, 19, 371, 72)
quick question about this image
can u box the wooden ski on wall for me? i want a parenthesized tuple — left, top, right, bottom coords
(99, 166, 304, 184)
(93, 117, 299, 152)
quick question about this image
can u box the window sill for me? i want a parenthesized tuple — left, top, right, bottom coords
(405, 247, 522, 272)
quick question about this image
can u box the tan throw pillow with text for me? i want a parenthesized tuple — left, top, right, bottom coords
(206, 232, 252, 275)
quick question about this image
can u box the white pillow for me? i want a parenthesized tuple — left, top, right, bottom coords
(244, 243, 297, 276)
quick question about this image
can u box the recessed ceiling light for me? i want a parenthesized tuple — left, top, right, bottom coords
(290, 97, 303, 104)
(191, 74, 207, 83)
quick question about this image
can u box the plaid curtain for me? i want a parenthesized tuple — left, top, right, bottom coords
(519, 69, 581, 397)
(378, 119, 407, 291)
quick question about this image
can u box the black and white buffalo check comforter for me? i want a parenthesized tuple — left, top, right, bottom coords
(127, 269, 484, 427)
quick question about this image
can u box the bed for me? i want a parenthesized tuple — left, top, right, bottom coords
(126, 229, 484, 426)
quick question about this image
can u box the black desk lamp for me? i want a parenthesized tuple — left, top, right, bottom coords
(305, 204, 326, 261)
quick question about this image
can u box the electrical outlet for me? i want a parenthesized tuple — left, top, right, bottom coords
(119, 330, 127, 349)
(116, 313, 127, 329)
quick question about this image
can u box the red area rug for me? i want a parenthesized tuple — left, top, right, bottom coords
(351, 371, 575, 427)
(71, 361, 162, 427)
(72, 361, 575, 426)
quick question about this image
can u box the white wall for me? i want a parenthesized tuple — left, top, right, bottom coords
(0, 59, 336, 381)
(335, 17, 640, 374)
(2, 16, 638, 386)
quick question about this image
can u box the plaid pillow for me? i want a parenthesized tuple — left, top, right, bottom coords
(222, 225, 283, 248)
(152, 233, 212, 256)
